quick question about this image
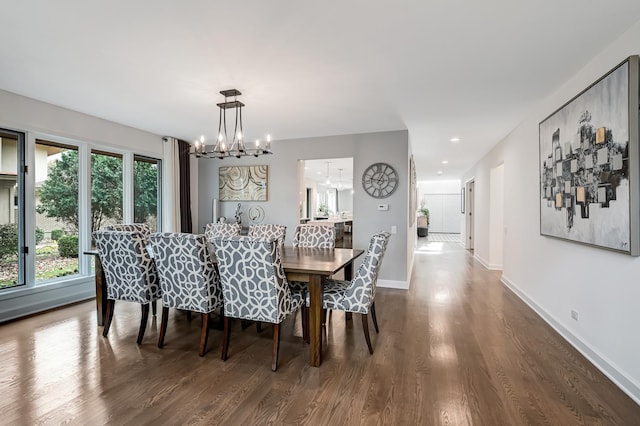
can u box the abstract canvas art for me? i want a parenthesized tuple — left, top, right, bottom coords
(539, 56, 639, 255)
(219, 165, 268, 201)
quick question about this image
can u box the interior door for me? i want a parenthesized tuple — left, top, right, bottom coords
(424, 193, 461, 233)
(466, 180, 474, 250)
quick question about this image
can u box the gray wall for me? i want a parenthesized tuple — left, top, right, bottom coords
(196, 130, 410, 285)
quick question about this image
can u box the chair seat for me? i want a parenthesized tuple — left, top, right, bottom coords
(305, 278, 370, 314)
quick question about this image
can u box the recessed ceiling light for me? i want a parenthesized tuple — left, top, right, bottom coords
(441, 160, 449, 164)
(437, 170, 443, 176)
(450, 137, 460, 143)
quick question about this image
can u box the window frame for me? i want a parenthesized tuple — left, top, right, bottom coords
(0, 129, 163, 294)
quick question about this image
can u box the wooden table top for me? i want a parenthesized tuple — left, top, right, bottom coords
(86, 246, 365, 276)
(280, 246, 364, 275)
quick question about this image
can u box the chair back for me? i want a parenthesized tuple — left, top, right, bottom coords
(149, 232, 223, 313)
(248, 224, 286, 247)
(205, 222, 242, 240)
(104, 223, 151, 238)
(93, 230, 160, 304)
(292, 224, 335, 248)
(212, 236, 300, 323)
(342, 232, 391, 312)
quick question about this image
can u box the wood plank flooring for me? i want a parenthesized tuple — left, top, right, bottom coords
(1, 241, 638, 425)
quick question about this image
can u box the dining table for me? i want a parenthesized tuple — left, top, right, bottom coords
(280, 246, 364, 367)
(85, 245, 364, 367)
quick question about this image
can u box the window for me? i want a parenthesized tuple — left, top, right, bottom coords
(134, 155, 161, 232)
(91, 150, 124, 231)
(34, 140, 81, 282)
(0, 129, 25, 289)
(1, 133, 163, 294)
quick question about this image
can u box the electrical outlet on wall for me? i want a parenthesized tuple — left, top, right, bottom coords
(571, 310, 579, 321)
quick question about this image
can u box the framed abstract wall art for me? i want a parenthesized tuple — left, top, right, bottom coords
(539, 56, 639, 255)
(409, 155, 417, 226)
(219, 165, 268, 201)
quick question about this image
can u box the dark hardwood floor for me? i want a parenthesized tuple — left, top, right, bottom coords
(1, 240, 638, 425)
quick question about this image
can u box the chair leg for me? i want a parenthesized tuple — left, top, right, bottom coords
(221, 317, 231, 361)
(272, 323, 281, 372)
(301, 306, 309, 344)
(370, 302, 379, 334)
(361, 314, 374, 354)
(199, 313, 210, 357)
(151, 300, 157, 316)
(158, 307, 170, 348)
(256, 321, 263, 333)
(102, 299, 115, 337)
(322, 309, 328, 326)
(186, 311, 192, 322)
(137, 304, 150, 345)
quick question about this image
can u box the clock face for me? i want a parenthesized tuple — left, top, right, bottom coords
(362, 162, 398, 198)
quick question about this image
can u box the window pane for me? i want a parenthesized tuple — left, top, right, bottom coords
(35, 141, 80, 282)
(91, 151, 123, 231)
(0, 130, 24, 289)
(134, 156, 160, 232)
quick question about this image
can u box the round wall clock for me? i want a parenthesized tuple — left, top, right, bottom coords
(362, 162, 399, 198)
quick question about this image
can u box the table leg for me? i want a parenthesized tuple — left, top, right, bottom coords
(308, 274, 323, 367)
(344, 261, 354, 322)
(94, 256, 108, 326)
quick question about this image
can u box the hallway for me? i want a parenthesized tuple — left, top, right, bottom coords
(0, 241, 638, 424)
(411, 239, 639, 423)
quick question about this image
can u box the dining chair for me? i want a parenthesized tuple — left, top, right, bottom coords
(310, 231, 390, 354)
(292, 224, 335, 248)
(103, 223, 157, 316)
(93, 230, 161, 344)
(248, 224, 286, 247)
(104, 223, 150, 237)
(149, 232, 224, 356)
(211, 236, 305, 371)
(204, 222, 242, 240)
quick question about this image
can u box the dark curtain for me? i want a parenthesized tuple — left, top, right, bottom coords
(177, 139, 193, 233)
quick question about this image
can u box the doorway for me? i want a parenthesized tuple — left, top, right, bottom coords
(465, 180, 474, 250)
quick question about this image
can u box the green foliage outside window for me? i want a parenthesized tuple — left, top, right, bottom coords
(37, 151, 158, 232)
(57, 235, 79, 258)
(0, 224, 18, 260)
(51, 229, 64, 241)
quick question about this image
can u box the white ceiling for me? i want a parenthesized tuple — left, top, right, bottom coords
(2, 1, 640, 181)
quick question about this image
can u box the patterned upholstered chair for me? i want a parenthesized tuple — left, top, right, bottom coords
(212, 236, 305, 371)
(104, 223, 151, 237)
(205, 223, 242, 241)
(102, 223, 157, 316)
(93, 230, 161, 344)
(290, 224, 335, 312)
(149, 233, 224, 356)
(292, 225, 335, 249)
(310, 232, 391, 354)
(248, 224, 286, 247)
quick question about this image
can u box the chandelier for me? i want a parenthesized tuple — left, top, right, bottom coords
(193, 89, 272, 159)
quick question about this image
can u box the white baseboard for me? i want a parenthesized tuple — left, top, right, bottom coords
(501, 274, 640, 405)
(474, 253, 489, 268)
(474, 253, 502, 270)
(378, 279, 409, 290)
